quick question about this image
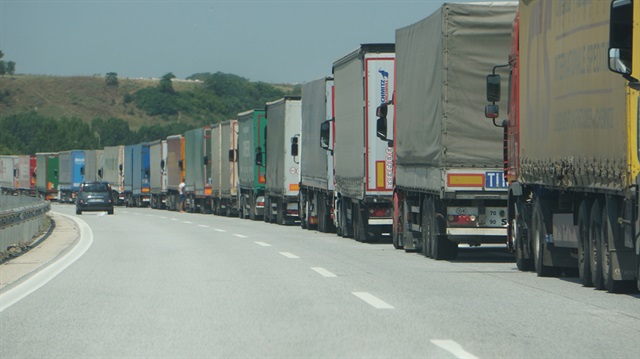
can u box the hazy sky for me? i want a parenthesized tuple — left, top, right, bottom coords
(1, 0, 511, 84)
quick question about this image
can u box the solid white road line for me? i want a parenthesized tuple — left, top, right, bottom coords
(311, 267, 337, 278)
(351, 292, 394, 309)
(254, 241, 271, 247)
(280, 252, 299, 259)
(431, 340, 478, 359)
(233, 234, 247, 238)
(0, 213, 93, 312)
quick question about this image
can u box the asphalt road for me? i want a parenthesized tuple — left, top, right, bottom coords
(1, 203, 639, 358)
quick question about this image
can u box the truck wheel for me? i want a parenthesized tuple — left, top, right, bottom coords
(590, 200, 605, 289)
(577, 200, 593, 286)
(532, 199, 561, 277)
(353, 204, 366, 242)
(513, 199, 534, 271)
(422, 198, 434, 258)
(392, 193, 403, 249)
(276, 199, 285, 225)
(601, 203, 625, 293)
(249, 196, 256, 221)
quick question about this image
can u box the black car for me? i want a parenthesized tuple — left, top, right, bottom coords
(76, 181, 114, 215)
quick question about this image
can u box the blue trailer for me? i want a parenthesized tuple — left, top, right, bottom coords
(58, 150, 85, 203)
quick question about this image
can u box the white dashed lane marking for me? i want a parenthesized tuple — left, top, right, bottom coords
(311, 267, 337, 278)
(233, 234, 247, 238)
(255, 241, 271, 247)
(279, 252, 299, 259)
(198, 224, 209, 228)
(352, 292, 394, 309)
(430, 340, 478, 359)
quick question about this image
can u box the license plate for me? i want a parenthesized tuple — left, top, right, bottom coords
(89, 198, 103, 203)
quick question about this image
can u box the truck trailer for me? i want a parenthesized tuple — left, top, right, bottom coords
(264, 96, 302, 225)
(486, 0, 639, 292)
(124, 143, 150, 207)
(164, 135, 184, 211)
(184, 126, 213, 213)
(238, 110, 267, 220)
(98, 145, 124, 205)
(299, 77, 336, 232)
(58, 150, 85, 203)
(149, 139, 168, 209)
(35, 152, 59, 201)
(211, 119, 239, 217)
(384, 2, 515, 258)
(324, 44, 395, 242)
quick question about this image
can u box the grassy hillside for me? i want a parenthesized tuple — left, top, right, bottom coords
(0, 74, 295, 130)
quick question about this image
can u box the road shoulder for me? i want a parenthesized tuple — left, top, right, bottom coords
(0, 212, 80, 293)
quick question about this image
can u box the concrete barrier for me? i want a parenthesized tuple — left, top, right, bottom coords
(0, 195, 51, 260)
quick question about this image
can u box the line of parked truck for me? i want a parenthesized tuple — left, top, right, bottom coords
(1, 1, 638, 292)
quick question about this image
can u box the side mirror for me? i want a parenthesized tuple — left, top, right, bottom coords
(228, 149, 236, 162)
(204, 156, 209, 166)
(485, 104, 500, 119)
(609, 48, 632, 75)
(54, 169, 58, 178)
(98, 168, 103, 178)
(145, 168, 150, 177)
(178, 160, 183, 171)
(160, 160, 165, 170)
(486, 74, 501, 102)
(320, 120, 331, 150)
(118, 164, 123, 174)
(80, 166, 85, 175)
(291, 136, 299, 157)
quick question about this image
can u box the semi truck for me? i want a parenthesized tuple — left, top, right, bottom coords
(184, 126, 213, 213)
(608, 0, 640, 291)
(35, 152, 59, 200)
(164, 135, 184, 211)
(98, 145, 124, 204)
(149, 139, 168, 209)
(324, 44, 395, 242)
(58, 150, 85, 203)
(238, 109, 267, 220)
(124, 143, 150, 207)
(485, 0, 639, 292)
(0, 156, 17, 195)
(299, 77, 336, 232)
(211, 119, 239, 216)
(264, 96, 302, 225)
(380, 3, 515, 258)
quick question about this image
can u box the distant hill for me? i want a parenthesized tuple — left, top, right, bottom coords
(0, 74, 298, 130)
(0, 73, 299, 155)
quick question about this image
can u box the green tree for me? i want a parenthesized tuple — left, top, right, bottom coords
(159, 72, 176, 94)
(6, 61, 15, 76)
(105, 72, 118, 86)
(0, 61, 5, 76)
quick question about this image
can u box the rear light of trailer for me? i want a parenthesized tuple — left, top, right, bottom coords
(369, 207, 391, 217)
(447, 214, 477, 226)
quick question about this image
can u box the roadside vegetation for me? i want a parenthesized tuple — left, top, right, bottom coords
(0, 68, 300, 155)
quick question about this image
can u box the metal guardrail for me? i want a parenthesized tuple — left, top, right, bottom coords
(0, 195, 51, 259)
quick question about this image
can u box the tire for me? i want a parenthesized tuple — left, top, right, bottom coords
(513, 198, 534, 271)
(249, 195, 256, 221)
(601, 202, 624, 293)
(354, 203, 367, 242)
(421, 198, 433, 258)
(577, 200, 593, 286)
(590, 200, 605, 290)
(108, 208, 114, 215)
(392, 193, 403, 250)
(532, 199, 561, 277)
(76, 208, 81, 215)
(300, 194, 308, 229)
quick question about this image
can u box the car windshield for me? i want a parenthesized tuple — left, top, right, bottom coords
(83, 183, 108, 192)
